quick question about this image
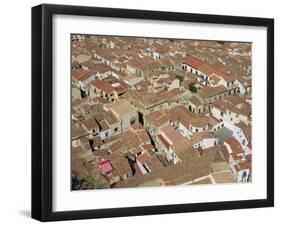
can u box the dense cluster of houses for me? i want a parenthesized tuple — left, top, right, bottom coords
(71, 35, 252, 189)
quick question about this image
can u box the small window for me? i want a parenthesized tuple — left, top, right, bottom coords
(114, 127, 118, 132)
(130, 117, 136, 125)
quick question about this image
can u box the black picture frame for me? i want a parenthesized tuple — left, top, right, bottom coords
(31, 3, 274, 222)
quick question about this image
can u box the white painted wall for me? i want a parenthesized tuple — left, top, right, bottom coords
(201, 138, 218, 149)
(190, 124, 209, 133)
(193, 138, 218, 149)
(212, 105, 242, 124)
(224, 121, 249, 149)
(235, 80, 246, 94)
(178, 122, 193, 138)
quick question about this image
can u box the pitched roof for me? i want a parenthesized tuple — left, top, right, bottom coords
(198, 85, 228, 99)
(72, 68, 90, 80)
(82, 117, 99, 130)
(191, 132, 217, 144)
(161, 125, 184, 144)
(91, 79, 115, 93)
(189, 95, 203, 106)
(136, 130, 151, 144)
(170, 139, 198, 160)
(198, 63, 217, 75)
(189, 114, 209, 128)
(225, 137, 243, 156)
(184, 56, 205, 69)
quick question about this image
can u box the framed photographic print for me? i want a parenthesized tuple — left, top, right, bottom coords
(31, 4, 274, 221)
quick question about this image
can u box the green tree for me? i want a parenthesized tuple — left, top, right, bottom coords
(176, 73, 184, 82)
(189, 83, 197, 93)
(83, 176, 94, 185)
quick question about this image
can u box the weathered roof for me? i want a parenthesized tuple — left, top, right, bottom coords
(161, 125, 184, 144)
(191, 132, 217, 144)
(184, 55, 205, 69)
(91, 79, 115, 93)
(109, 99, 136, 115)
(198, 85, 228, 99)
(189, 95, 203, 106)
(225, 137, 244, 155)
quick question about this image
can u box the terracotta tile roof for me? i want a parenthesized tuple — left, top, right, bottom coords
(180, 116, 190, 129)
(82, 117, 99, 131)
(189, 95, 203, 106)
(198, 85, 228, 99)
(189, 114, 209, 128)
(130, 122, 143, 131)
(119, 130, 142, 150)
(136, 130, 151, 144)
(161, 125, 184, 144)
(91, 79, 115, 93)
(72, 68, 90, 80)
(141, 144, 154, 151)
(108, 140, 123, 153)
(114, 147, 226, 188)
(99, 119, 110, 132)
(137, 153, 150, 164)
(225, 137, 243, 156)
(103, 111, 119, 125)
(171, 140, 198, 160)
(166, 111, 179, 123)
(213, 100, 236, 114)
(72, 124, 89, 138)
(198, 63, 217, 75)
(72, 159, 89, 180)
(236, 154, 251, 172)
(109, 152, 132, 178)
(146, 110, 164, 122)
(87, 63, 112, 73)
(190, 132, 217, 144)
(184, 55, 205, 69)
